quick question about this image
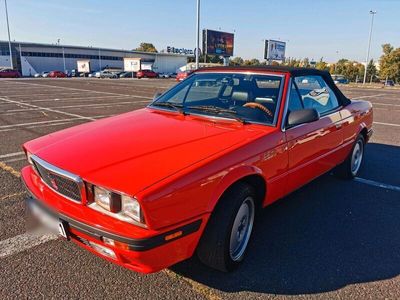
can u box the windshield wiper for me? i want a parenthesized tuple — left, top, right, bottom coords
(186, 105, 247, 124)
(151, 102, 185, 114)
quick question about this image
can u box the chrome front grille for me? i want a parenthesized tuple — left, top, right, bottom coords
(31, 155, 84, 202)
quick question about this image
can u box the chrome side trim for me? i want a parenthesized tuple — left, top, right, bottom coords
(30, 154, 86, 203)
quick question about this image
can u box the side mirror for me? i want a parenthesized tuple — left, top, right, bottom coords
(152, 92, 162, 102)
(287, 108, 319, 127)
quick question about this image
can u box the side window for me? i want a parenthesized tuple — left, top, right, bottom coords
(294, 75, 339, 115)
(288, 83, 303, 112)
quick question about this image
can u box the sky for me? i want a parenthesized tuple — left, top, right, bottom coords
(0, 0, 399, 62)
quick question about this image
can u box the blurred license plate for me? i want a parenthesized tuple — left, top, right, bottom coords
(29, 199, 68, 239)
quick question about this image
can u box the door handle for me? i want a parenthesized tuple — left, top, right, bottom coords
(335, 123, 342, 129)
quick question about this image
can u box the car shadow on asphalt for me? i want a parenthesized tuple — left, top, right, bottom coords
(171, 143, 400, 295)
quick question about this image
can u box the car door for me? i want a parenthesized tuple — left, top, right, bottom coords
(284, 75, 344, 192)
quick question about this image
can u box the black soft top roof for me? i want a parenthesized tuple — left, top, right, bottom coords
(196, 66, 351, 106)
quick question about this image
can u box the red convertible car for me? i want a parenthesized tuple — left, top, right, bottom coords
(22, 66, 373, 273)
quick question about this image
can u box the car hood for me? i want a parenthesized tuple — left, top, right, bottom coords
(25, 108, 267, 195)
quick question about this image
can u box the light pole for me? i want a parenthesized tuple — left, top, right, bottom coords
(334, 50, 339, 73)
(195, 0, 200, 70)
(4, 0, 13, 69)
(98, 48, 102, 71)
(62, 47, 66, 72)
(363, 10, 377, 85)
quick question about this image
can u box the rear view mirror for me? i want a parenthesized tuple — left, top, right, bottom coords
(287, 108, 319, 127)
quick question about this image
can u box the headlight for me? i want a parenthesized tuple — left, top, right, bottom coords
(90, 185, 144, 226)
(121, 195, 143, 223)
(94, 186, 121, 213)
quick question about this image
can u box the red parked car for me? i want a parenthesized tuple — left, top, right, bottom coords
(176, 70, 193, 81)
(22, 66, 373, 273)
(136, 69, 158, 79)
(48, 71, 67, 78)
(0, 68, 21, 78)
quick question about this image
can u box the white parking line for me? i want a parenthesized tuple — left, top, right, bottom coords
(0, 97, 96, 121)
(2, 90, 85, 95)
(0, 230, 58, 259)
(0, 115, 103, 130)
(2, 156, 26, 163)
(372, 103, 400, 107)
(0, 151, 25, 160)
(0, 115, 113, 132)
(352, 93, 386, 100)
(4, 81, 132, 97)
(354, 177, 400, 192)
(373, 121, 400, 127)
(2, 101, 136, 113)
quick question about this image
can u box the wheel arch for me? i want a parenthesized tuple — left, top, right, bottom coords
(207, 165, 267, 213)
(359, 126, 368, 143)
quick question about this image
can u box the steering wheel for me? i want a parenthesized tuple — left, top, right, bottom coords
(243, 102, 273, 118)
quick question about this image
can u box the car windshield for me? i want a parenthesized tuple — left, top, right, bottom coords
(151, 72, 283, 125)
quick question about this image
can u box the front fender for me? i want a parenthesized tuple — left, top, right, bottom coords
(207, 165, 264, 212)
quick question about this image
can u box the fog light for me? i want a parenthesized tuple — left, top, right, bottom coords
(88, 241, 116, 259)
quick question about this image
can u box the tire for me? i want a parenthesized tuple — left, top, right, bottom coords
(334, 134, 365, 179)
(197, 182, 256, 272)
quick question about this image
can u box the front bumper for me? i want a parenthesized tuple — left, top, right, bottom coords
(22, 166, 205, 273)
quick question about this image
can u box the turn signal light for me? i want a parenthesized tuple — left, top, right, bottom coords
(165, 231, 183, 241)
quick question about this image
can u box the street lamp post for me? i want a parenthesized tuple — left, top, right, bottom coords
(62, 47, 66, 72)
(363, 10, 377, 85)
(334, 50, 339, 73)
(4, 0, 13, 69)
(195, 0, 200, 70)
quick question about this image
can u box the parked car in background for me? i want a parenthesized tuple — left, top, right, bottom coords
(384, 80, 395, 86)
(48, 71, 67, 78)
(176, 70, 193, 81)
(34, 72, 48, 78)
(159, 72, 177, 79)
(136, 70, 158, 79)
(42, 72, 50, 78)
(334, 78, 349, 84)
(0, 68, 21, 78)
(119, 71, 137, 78)
(23, 66, 373, 274)
(96, 71, 118, 79)
(332, 75, 349, 84)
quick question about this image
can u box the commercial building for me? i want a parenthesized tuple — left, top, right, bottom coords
(0, 41, 189, 76)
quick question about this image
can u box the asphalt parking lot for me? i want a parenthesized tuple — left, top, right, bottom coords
(0, 78, 399, 299)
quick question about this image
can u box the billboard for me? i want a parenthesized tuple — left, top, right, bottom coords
(77, 60, 90, 73)
(264, 40, 286, 61)
(203, 29, 234, 56)
(124, 58, 141, 72)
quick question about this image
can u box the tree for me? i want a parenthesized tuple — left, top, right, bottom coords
(315, 58, 329, 71)
(366, 59, 378, 82)
(229, 57, 244, 66)
(379, 43, 400, 83)
(301, 58, 310, 68)
(134, 43, 158, 53)
(331, 59, 364, 82)
(243, 58, 261, 66)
